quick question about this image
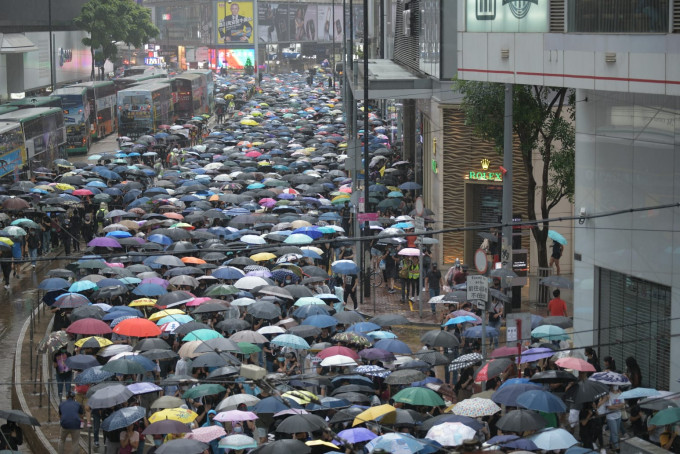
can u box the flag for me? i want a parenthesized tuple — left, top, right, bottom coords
(379, 166, 385, 177)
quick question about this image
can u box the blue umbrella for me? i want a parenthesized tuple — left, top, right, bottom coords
(374, 339, 412, 355)
(442, 316, 477, 326)
(271, 334, 310, 350)
(462, 326, 499, 338)
(68, 281, 98, 293)
(498, 377, 531, 390)
(212, 267, 245, 280)
(292, 305, 329, 319)
(38, 278, 70, 291)
(331, 260, 359, 275)
(485, 435, 538, 451)
(398, 182, 422, 190)
(620, 387, 660, 400)
(148, 234, 173, 246)
(101, 406, 146, 432)
(106, 231, 133, 239)
(345, 322, 381, 333)
(365, 433, 425, 454)
(106, 306, 143, 317)
(252, 396, 302, 413)
(529, 428, 578, 450)
(516, 389, 567, 413)
(74, 365, 115, 384)
(65, 354, 100, 370)
(127, 382, 162, 395)
(337, 427, 377, 443)
(291, 227, 323, 239)
(548, 230, 568, 245)
(133, 283, 168, 296)
(491, 383, 544, 407)
(115, 354, 157, 372)
(302, 314, 338, 328)
(97, 278, 125, 288)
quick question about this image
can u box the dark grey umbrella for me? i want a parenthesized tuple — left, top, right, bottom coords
(258, 285, 293, 300)
(0, 409, 40, 426)
(158, 291, 195, 308)
(174, 321, 211, 338)
(385, 369, 427, 385)
(252, 439, 310, 454)
(420, 330, 460, 348)
(275, 414, 327, 433)
(190, 352, 229, 369)
(141, 349, 179, 361)
(134, 338, 172, 351)
(287, 325, 321, 338)
(280, 284, 313, 299)
(102, 358, 147, 375)
(156, 438, 208, 454)
(143, 419, 192, 435)
(70, 305, 105, 322)
(563, 380, 609, 405)
(88, 384, 134, 409)
(539, 316, 573, 328)
(330, 384, 375, 396)
(101, 406, 145, 431)
(248, 301, 282, 319)
(415, 350, 451, 366)
(328, 407, 364, 425)
(191, 302, 231, 314)
(194, 337, 240, 353)
(215, 319, 251, 333)
(495, 409, 546, 433)
(529, 370, 578, 384)
(332, 311, 364, 325)
(369, 314, 410, 327)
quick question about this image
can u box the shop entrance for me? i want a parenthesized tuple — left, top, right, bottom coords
(464, 182, 502, 266)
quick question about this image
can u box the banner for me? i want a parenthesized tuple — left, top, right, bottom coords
(216, 1, 255, 44)
(289, 4, 318, 42)
(258, 2, 290, 43)
(317, 5, 344, 42)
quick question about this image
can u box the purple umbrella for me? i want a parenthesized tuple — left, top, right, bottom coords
(141, 277, 170, 287)
(359, 348, 396, 362)
(519, 347, 556, 364)
(337, 427, 377, 443)
(88, 237, 122, 248)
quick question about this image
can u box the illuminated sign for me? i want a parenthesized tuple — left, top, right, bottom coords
(144, 57, 164, 65)
(467, 0, 548, 32)
(466, 158, 503, 182)
(162, 13, 171, 20)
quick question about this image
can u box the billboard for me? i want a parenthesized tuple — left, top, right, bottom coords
(211, 49, 256, 70)
(289, 4, 318, 42)
(216, 1, 255, 44)
(258, 3, 290, 43)
(317, 5, 344, 42)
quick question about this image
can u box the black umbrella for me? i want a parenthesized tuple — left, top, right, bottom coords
(156, 439, 208, 454)
(332, 311, 364, 325)
(141, 349, 179, 361)
(563, 380, 609, 405)
(330, 384, 376, 396)
(415, 350, 451, 366)
(287, 325, 321, 338)
(258, 285, 293, 300)
(215, 319, 251, 333)
(495, 409, 546, 433)
(0, 409, 40, 426)
(369, 314, 410, 327)
(385, 369, 427, 385)
(70, 305, 105, 322)
(529, 370, 577, 384)
(66, 354, 100, 370)
(328, 407, 364, 425)
(157, 291, 195, 308)
(420, 330, 460, 348)
(190, 352, 229, 368)
(247, 301, 282, 319)
(134, 338, 172, 351)
(173, 321, 211, 338)
(275, 414, 327, 433)
(331, 392, 371, 404)
(252, 440, 310, 454)
(142, 419, 192, 435)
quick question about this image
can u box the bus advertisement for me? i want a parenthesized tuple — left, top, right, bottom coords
(53, 87, 90, 155)
(117, 83, 174, 139)
(0, 107, 66, 170)
(70, 81, 117, 139)
(0, 122, 26, 181)
(174, 70, 214, 119)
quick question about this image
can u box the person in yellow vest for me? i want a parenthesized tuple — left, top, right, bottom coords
(408, 257, 420, 302)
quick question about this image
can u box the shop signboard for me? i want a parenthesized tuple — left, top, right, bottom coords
(467, 0, 549, 33)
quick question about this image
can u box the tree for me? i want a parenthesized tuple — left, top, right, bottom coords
(74, 0, 159, 80)
(454, 81, 575, 268)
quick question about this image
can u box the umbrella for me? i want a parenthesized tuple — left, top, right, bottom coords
(88, 384, 134, 409)
(548, 230, 568, 245)
(420, 330, 460, 348)
(531, 325, 569, 341)
(38, 277, 70, 291)
(0, 409, 40, 426)
(114, 318, 162, 338)
(539, 275, 574, 289)
(529, 428, 579, 450)
(150, 396, 185, 410)
(217, 394, 261, 412)
(337, 427, 378, 443)
(219, 434, 258, 450)
(248, 301, 282, 319)
(490, 383, 543, 406)
(420, 414, 484, 432)
(365, 433, 425, 454)
(66, 318, 112, 335)
(496, 409, 546, 433)
(619, 387, 660, 400)
(516, 389, 568, 413)
(149, 408, 198, 424)
(101, 406, 146, 431)
(127, 382, 162, 395)
(331, 260, 359, 275)
(156, 439, 208, 454)
(373, 339, 412, 354)
(475, 358, 512, 381)
(74, 366, 115, 385)
(392, 387, 444, 407)
(102, 358, 147, 375)
(182, 384, 227, 399)
(452, 398, 501, 417)
(555, 357, 595, 372)
(424, 422, 477, 447)
(563, 380, 609, 405)
(385, 369, 426, 385)
(65, 354, 100, 370)
(213, 410, 258, 423)
(588, 371, 631, 386)
(186, 425, 227, 443)
(275, 414, 327, 433)
(271, 334, 310, 350)
(649, 407, 680, 426)
(529, 370, 578, 383)
(253, 440, 310, 454)
(519, 347, 555, 364)
(37, 330, 70, 353)
(448, 352, 483, 371)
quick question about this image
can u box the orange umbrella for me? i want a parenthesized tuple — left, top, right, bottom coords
(181, 257, 207, 265)
(113, 318, 162, 338)
(163, 212, 184, 220)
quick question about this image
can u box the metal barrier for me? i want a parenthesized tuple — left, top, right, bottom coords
(537, 267, 552, 307)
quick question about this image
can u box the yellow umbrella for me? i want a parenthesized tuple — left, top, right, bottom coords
(352, 404, 397, 427)
(331, 195, 350, 203)
(130, 298, 157, 307)
(250, 252, 277, 262)
(306, 441, 339, 449)
(240, 119, 258, 126)
(55, 183, 75, 191)
(149, 408, 198, 424)
(75, 336, 113, 348)
(0, 237, 14, 246)
(338, 143, 347, 148)
(282, 390, 318, 405)
(148, 309, 186, 322)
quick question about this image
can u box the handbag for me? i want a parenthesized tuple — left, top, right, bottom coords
(379, 259, 386, 270)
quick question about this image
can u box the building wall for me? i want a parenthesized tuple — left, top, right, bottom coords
(573, 89, 680, 392)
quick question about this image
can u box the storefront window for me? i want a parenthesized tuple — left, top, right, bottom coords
(598, 268, 670, 390)
(568, 0, 669, 33)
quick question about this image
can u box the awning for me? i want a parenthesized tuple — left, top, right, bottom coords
(0, 33, 38, 53)
(346, 59, 434, 100)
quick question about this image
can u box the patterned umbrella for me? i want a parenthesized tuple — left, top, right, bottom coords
(588, 371, 631, 386)
(424, 422, 477, 447)
(354, 365, 391, 378)
(365, 433, 425, 454)
(448, 353, 483, 371)
(37, 330, 70, 353)
(452, 398, 501, 417)
(185, 425, 227, 443)
(331, 332, 371, 347)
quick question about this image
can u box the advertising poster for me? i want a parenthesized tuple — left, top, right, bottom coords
(258, 2, 290, 43)
(212, 49, 256, 70)
(216, 1, 255, 44)
(317, 5, 344, 42)
(289, 4, 318, 42)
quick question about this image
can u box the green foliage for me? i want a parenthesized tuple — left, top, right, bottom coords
(74, 0, 159, 74)
(454, 80, 575, 267)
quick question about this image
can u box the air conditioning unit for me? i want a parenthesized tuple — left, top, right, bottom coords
(403, 8, 411, 36)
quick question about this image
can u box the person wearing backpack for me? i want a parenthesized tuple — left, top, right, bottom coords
(95, 203, 108, 233)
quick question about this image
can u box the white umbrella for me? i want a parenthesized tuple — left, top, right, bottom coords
(216, 394, 261, 412)
(529, 428, 578, 450)
(424, 422, 477, 447)
(234, 276, 269, 290)
(231, 297, 257, 306)
(320, 355, 357, 367)
(397, 248, 421, 257)
(240, 235, 267, 245)
(98, 344, 134, 357)
(257, 326, 286, 335)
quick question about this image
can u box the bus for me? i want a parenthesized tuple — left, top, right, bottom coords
(53, 86, 90, 155)
(117, 83, 174, 139)
(174, 70, 214, 119)
(123, 66, 167, 77)
(0, 107, 66, 171)
(7, 96, 62, 109)
(114, 73, 168, 92)
(70, 81, 117, 140)
(0, 106, 18, 116)
(0, 122, 26, 181)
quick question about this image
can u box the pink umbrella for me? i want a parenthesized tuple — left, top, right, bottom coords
(259, 198, 277, 208)
(245, 151, 262, 158)
(214, 410, 258, 423)
(66, 318, 113, 335)
(186, 297, 211, 307)
(72, 189, 93, 196)
(490, 346, 522, 359)
(397, 248, 421, 257)
(142, 277, 169, 288)
(555, 357, 595, 372)
(185, 425, 227, 443)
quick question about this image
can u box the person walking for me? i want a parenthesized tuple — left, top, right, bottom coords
(26, 227, 41, 269)
(547, 289, 568, 317)
(53, 346, 72, 401)
(343, 272, 358, 310)
(58, 390, 83, 454)
(425, 262, 443, 317)
(1, 246, 12, 290)
(549, 240, 564, 275)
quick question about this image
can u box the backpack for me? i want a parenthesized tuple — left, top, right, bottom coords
(96, 210, 106, 224)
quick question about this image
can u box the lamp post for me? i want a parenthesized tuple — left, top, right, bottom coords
(48, 0, 55, 91)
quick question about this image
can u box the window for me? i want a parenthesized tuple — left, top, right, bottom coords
(569, 0, 669, 33)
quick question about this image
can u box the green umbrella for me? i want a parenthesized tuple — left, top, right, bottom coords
(11, 218, 40, 229)
(392, 387, 445, 407)
(182, 384, 227, 400)
(649, 407, 680, 426)
(182, 329, 223, 342)
(204, 284, 239, 297)
(237, 342, 262, 354)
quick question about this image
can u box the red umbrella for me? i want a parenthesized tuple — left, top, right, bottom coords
(555, 357, 595, 372)
(113, 318, 162, 338)
(163, 212, 184, 220)
(66, 318, 112, 335)
(490, 346, 522, 359)
(317, 346, 359, 360)
(2, 198, 30, 211)
(72, 189, 94, 196)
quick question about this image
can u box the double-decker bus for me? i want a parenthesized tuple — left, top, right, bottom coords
(0, 107, 66, 171)
(174, 70, 214, 119)
(123, 66, 167, 77)
(70, 81, 117, 140)
(117, 83, 174, 139)
(7, 96, 62, 109)
(53, 86, 90, 155)
(0, 122, 26, 181)
(113, 73, 168, 92)
(0, 106, 18, 116)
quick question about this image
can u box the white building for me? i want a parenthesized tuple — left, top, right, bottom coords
(457, 0, 680, 391)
